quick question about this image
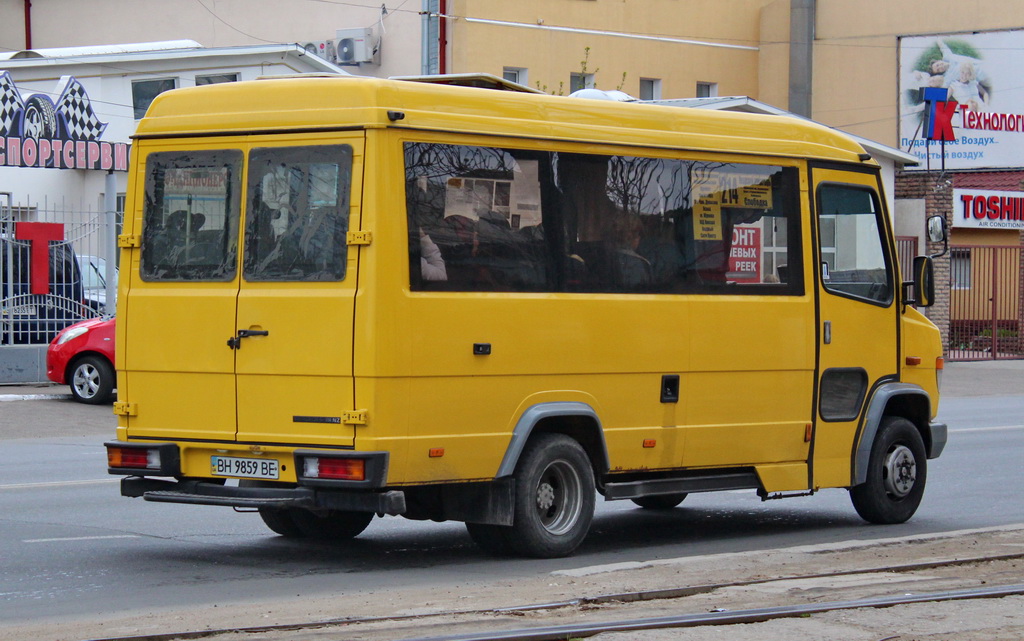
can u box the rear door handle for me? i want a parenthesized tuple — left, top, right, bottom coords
(227, 329, 269, 350)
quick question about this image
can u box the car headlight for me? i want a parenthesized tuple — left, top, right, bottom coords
(57, 325, 90, 345)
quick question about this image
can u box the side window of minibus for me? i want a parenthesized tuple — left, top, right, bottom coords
(404, 143, 551, 292)
(816, 184, 892, 304)
(556, 156, 801, 295)
(141, 149, 243, 281)
(243, 145, 353, 282)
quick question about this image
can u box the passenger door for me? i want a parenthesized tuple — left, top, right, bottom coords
(234, 137, 363, 446)
(810, 166, 900, 488)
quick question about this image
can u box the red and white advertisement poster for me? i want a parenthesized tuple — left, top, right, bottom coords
(728, 225, 761, 283)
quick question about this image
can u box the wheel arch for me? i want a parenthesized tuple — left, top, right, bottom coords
(495, 402, 609, 481)
(65, 350, 114, 383)
(852, 383, 933, 486)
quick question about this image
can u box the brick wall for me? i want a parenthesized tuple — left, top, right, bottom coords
(895, 172, 952, 353)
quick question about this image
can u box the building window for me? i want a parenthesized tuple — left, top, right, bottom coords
(570, 73, 595, 93)
(132, 78, 177, 119)
(503, 67, 528, 86)
(196, 73, 239, 86)
(696, 82, 718, 98)
(639, 78, 661, 101)
(951, 248, 972, 290)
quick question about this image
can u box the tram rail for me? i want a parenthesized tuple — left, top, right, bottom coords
(83, 551, 1024, 641)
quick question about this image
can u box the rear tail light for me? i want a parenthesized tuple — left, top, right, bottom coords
(105, 443, 178, 475)
(303, 456, 366, 481)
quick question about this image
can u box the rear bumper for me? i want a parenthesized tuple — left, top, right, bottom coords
(120, 476, 407, 515)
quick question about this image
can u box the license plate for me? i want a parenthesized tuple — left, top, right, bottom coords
(7, 305, 38, 317)
(211, 456, 279, 480)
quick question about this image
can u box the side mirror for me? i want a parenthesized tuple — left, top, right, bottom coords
(927, 215, 947, 243)
(910, 255, 935, 307)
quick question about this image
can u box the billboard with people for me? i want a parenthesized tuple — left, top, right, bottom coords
(899, 29, 1024, 170)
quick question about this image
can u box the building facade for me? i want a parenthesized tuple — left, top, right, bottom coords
(2, 0, 1022, 359)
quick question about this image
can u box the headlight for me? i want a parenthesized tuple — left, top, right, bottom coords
(57, 325, 90, 345)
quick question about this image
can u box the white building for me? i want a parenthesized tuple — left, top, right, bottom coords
(0, 41, 348, 381)
(0, 40, 349, 214)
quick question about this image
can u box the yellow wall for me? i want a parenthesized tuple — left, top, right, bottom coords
(449, 0, 771, 99)
(814, 2, 1024, 146)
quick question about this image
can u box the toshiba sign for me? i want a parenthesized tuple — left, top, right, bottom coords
(953, 188, 1024, 230)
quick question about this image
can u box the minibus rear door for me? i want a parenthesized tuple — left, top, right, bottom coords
(233, 138, 363, 447)
(122, 143, 245, 442)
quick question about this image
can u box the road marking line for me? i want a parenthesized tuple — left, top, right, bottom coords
(23, 535, 140, 543)
(0, 478, 119, 490)
(949, 425, 1024, 433)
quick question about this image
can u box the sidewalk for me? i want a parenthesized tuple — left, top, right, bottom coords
(938, 358, 1024, 397)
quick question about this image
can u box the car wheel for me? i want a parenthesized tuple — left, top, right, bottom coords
(69, 355, 115, 404)
(507, 433, 595, 558)
(631, 493, 688, 510)
(850, 417, 927, 524)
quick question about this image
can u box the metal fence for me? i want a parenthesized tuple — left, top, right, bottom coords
(947, 244, 1024, 361)
(1, 194, 119, 382)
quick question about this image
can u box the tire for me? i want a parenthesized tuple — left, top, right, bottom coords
(257, 508, 307, 538)
(237, 481, 308, 538)
(23, 95, 57, 141)
(289, 509, 374, 540)
(465, 522, 515, 556)
(850, 417, 927, 524)
(69, 355, 115, 404)
(507, 433, 595, 558)
(631, 493, 688, 510)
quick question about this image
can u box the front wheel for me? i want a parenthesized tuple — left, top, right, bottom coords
(69, 355, 115, 404)
(850, 417, 927, 524)
(507, 433, 595, 558)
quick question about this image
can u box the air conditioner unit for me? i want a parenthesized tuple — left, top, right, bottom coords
(302, 40, 337, 64)
(335, 28, 374, 64)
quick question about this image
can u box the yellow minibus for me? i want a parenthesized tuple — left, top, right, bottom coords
(106, 75, 947, 558)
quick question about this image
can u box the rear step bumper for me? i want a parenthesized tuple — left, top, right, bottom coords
(120, 476, 407, 514)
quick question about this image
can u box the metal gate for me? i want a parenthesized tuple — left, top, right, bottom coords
(947, 244, 1024, 361)
(1, 194, 119, 382)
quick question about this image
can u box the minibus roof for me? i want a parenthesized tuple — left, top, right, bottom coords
(135, 75, 872, 164)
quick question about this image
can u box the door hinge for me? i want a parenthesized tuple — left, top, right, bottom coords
(113, 401, 138, 417)
(346, 230, 372, 246)
(342, 410, 368, 425)
(117, 234, 141, 248)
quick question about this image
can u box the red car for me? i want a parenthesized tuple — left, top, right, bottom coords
(46, 317, 116, 404)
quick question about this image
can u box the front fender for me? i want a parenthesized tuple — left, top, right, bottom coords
(852, 383, 942, 486)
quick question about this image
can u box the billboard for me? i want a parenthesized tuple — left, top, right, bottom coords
(0, 72, 128, 171)
(899, 29, 1024, 170)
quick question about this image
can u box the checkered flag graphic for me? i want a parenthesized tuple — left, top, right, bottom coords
(56, 78, 106, 140)
(0, 71, 25, 137)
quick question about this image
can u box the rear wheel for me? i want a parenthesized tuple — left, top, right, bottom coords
(289, 509, 374, 540)
(850, 417, 927, 524)
(507, 433, 595, 558)
(69, 355, 115, 404)
(257, 508, 306, 537)
(631, 493, 688, 510)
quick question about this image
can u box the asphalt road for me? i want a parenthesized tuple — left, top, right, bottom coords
(1, 361, 1022, 629)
